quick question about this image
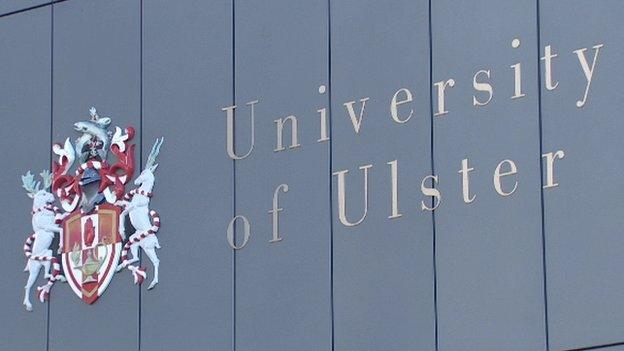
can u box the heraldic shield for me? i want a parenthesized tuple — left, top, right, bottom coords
(19, 107, 163, 311)
(62, 204, 122, 304)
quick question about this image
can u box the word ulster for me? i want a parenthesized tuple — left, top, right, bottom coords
(20, 107, 164, 311)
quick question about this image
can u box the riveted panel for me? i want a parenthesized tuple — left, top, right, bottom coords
(48, 1, 141, 350)
(0, 6, 51, 351)
(540, 1, 624, 350)
(330, 1, 435, 350)
(431, 1, 546, 350)
(233, 1, 332, 350)
(140, 0, 234, 350)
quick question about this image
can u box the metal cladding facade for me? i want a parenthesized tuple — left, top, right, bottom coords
(0, 1, 623, 351)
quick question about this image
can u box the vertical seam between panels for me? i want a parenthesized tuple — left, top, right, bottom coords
(232, 0, 237, 350)
(327, 0, 335, 350)
(47, 3, 54, 350)
(536, 1, 550, 350)
(138, 1, 144, 350)
(428, 1, 439, 350)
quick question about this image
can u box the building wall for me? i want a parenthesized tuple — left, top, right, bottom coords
(0, 1, 622, 351)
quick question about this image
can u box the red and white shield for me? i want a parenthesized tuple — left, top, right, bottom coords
(61, 203, 122, 304)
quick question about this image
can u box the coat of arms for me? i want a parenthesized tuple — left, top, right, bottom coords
(21, 107, 163, 311)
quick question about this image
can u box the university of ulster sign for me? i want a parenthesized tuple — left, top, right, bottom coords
(21, 107, 163, 311)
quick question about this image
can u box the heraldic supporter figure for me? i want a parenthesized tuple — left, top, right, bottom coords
(20, 107, 164, 311)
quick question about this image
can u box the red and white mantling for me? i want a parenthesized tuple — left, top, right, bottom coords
(20, 107, 164, 310)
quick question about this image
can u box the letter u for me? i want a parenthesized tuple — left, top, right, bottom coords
(222, 100, 258, 160)
(333, 164, 372, 227)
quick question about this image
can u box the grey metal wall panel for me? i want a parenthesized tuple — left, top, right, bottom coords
(140, 1, 234, 350)
(431, 1, 547, 350)
(0, 7, 50, 351)
(0, 1, 622, 351)
(330, 1, 435, 350)
(233, 1, 332, 350)
(0, 0, 48, 16)
(540, 1, 624, 350)
(48, 1, 141, 350)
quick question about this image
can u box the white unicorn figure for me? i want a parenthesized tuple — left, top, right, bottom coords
(21, 170, 67, 311)
(116, 138, 163, 290)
